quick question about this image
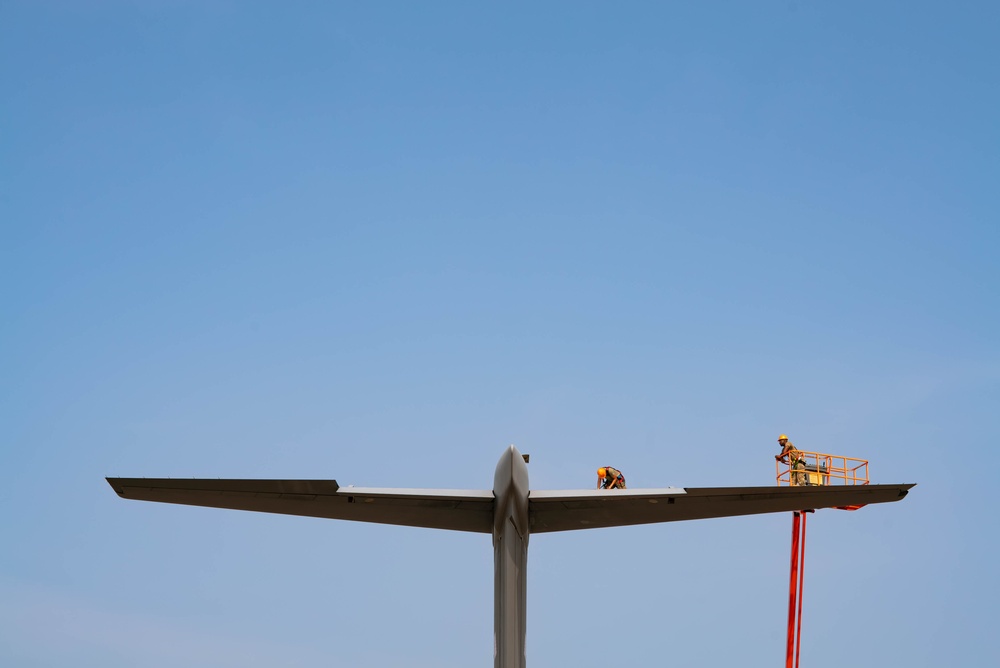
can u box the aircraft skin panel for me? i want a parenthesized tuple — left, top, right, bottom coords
(528, 483, 915, 533)
(106, 478, 495, 533)
(529, 488, 686, 500)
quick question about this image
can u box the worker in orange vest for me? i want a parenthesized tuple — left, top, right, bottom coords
(597, 466, 627, 489)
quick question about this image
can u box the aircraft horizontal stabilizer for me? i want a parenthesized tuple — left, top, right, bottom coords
(106, 478, 495, 533)
(107, 477, 914, 535)
(528, 484, 915, 533)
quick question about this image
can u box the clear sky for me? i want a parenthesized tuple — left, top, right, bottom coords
(2, 2, 997, 667)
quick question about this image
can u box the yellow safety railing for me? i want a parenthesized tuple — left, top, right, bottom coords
(775, 450, 869, 487)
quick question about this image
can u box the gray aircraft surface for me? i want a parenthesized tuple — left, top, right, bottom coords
(107, 445, 913, 668)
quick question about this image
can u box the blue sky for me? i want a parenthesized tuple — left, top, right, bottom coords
(2, 2, 997, 666)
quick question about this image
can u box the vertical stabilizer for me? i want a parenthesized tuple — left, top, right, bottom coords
(493, 445, 530, 668)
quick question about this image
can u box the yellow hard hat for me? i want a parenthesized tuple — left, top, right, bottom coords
(778, 434, 788, 441)
(597, 467, 607, 477)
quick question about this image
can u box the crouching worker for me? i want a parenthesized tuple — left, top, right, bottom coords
(597, 466, 627, 489)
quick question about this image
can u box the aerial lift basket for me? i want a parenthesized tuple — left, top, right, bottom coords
(775, 450, 869, 487)
(776, 450, 870, 510)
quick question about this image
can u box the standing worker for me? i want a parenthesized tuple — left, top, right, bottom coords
(775, 434, 807, 486)
(597, 466, 627, 489)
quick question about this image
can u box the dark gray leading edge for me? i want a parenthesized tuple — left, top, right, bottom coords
(107, 444, 914, 668)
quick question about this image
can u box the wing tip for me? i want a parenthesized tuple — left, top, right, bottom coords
(105, 477, 126, 497)
(104, 477, 344, 497)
